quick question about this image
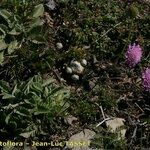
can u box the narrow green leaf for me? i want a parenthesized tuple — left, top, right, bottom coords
(42, 78, 55, 87)
(2, 93, 15, 99)
(31, 82, 42, 93)
(15, 110, 30, 117)
(34, 105, 49, 115)
(5, 112, 13, 124)
(12, 84, 17, 95)
(31, 36, 46, 44)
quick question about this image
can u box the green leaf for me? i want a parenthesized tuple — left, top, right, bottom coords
(43, 87, 49, 97)
(30, 36, 46, 44)
(15, 109, 30, 117)
(29, 17, 43, 28)
(0, 24, 8, 36)
(8, 27, 21, 35)
(0, 9, 11, 20)
(0, 39, 7, 50)
(5, 112, 13, 124)
(3, 103, 23, 109)
(12, 84, 17, 95)
(2, 93, 15, 99)
(0, 80, 10, 93)
(0, 51, 4, 65)
(32, 4, 44, 18)
(7, 40, 18, 54)
(34, 105, 50, 115)
(31, 82, 43, 93)
(8, 22, 24, 35)
(42, 78, 55, 87)
(20, 130, 35, 138)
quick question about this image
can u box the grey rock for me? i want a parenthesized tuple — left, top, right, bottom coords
(45, 0, 57, 10)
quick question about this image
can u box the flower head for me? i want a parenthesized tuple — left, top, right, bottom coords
(125, 43, 142, 67)
(142, 68, 150, 91)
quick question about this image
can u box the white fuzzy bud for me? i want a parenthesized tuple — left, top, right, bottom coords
(81, 59, 87, 66)
(56, 42, 63, 50)
(70, 61, 84, 74)
(71, 74, 79, 81)
(66, 67, 72, 74)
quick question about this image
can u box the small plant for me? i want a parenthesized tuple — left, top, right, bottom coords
(0, 74, 70, 139)
(0, 1, 45, 65)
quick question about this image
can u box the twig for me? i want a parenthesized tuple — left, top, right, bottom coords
(96, 117, 111, 127)
(100, 105, 106, 120)
(101, 22, 122, 37)
(135, 102, 144, 113)
(95, 103, 105, 119)
(130, 125, 138, 145)
(131, 126, 137, 139)
(95, 103, 112, 127)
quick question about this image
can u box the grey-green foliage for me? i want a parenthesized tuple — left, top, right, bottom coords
(0, 75, 70, 138)
(0, 2, 45, 65)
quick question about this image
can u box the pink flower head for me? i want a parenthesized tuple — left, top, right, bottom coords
(142, 68, 150, 91)
(125, 43, 142, 67)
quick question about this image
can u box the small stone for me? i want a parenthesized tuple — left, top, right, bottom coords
(45, 0, 57, 10)
(64, 115, 78, 126)
(66, 129, 96, 150)
(71, 74, 79, 81)
(56, 42, 63, 50)
(89, 81, 99, 92)
(106, 118, 126, 140)
(81, 59, 87, 66)
(66, 67, 72, 74)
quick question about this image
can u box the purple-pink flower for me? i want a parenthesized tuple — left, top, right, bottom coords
(125, 43, 142, 67)
(142, 68, 150, 91)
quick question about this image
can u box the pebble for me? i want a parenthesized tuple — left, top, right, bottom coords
(45, 0, 56, 10)
(56, 42, 63, 50)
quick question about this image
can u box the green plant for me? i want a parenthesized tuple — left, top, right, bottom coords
(91, 128, 127, 150)
(0, 1, 45, 65)
(0, 74, 70, 139)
